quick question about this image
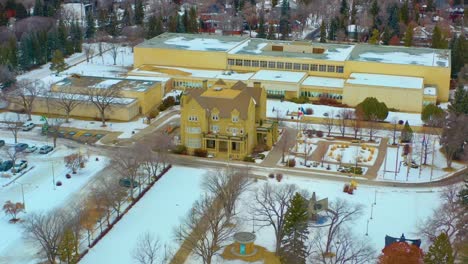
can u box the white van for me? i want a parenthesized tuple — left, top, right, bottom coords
(22, 122, 35, 131)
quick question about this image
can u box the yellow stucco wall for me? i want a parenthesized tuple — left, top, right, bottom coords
(9, 97, 139, 121)
(134, 47, 228, 70)
(344, 61, 450, 102)
(343, 84, 424, 112)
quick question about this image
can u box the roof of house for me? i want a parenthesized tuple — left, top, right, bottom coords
(184, 81, 262, 120)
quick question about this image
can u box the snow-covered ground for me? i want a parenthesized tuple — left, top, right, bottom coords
(325, 144, 378, 166)
(268, 99, 425, 126)
(197, 175, 442, 264)
(80, 166, 207, 264)
(0, 136, 107, 264)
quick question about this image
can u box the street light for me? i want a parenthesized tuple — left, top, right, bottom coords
(15, 182, 26, 212)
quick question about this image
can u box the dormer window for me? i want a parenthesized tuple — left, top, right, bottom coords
(232, 115, 239, 123)
(188, 115, 198, 121)
(212, 114, 219, 121)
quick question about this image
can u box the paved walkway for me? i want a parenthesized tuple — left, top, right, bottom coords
(262, 126, 297, 167)
(365, 137, 389, 179)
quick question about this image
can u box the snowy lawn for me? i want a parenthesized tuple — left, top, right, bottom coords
(80, 166, 208, 264)
(202, 176, 441, 264)
(325, 143, 378, 166)
(0, 137, 107, 264)
(268, 99, 425, 126)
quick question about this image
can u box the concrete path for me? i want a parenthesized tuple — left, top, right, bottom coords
(262, 126, 297, 167)
(365, 137, 389, 179)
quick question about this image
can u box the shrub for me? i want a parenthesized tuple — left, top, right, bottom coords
(173, 145, 187, 154)
(276, 173, 283, 182)
(147, 109, 159, 119)
(268, 173, 275, 179)
(398, 120, 404, 125)
(289, 96, 309, 104)
(243, 156, 255, 163)
(316, 130, 324, 137)
(193, 148, 207, 157)
(305, 108, 313, 115)
(287, 158, 296, 167)
(66, 174, 71, 179)
(158, 96, 176, 111)
(56, 181, 62, 186)
(257, 153, 265, 159)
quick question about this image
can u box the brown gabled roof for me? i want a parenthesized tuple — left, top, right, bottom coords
(214, 79, 227, 86)
(184, 81, 260, 120)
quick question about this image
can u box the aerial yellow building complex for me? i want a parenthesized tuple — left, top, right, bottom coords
(133, 32, 450, 113)
(180, 80, 278, 159)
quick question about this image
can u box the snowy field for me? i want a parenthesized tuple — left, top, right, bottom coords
(192, 175, 442, 264)
(268, 99, 425, 126)
(0, 136, 107, 263)
(80, 166, 208, 264)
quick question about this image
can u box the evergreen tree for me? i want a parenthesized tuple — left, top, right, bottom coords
(176, 14, 185, 33)
(403, 24, 413, 47)
(46, 29, 58, 61)
(279, 193, 309, 264)
(356, 97, 389, 121)
(122, 6, 132, 27)
(188, 6, 198, 34)
(19, 34, 33, 70)
(36, 30, 48, 64)
(328, 17, 339, 41)
(421, 104, 444, 126)
(57, 229, 78, 264)
(107, 11, 118, 36)
(86, 11, 96, 39)
(267, 23, 276, 40)
(339, 0, 349, 36)
(382, 27, 391, 45)
(279, 0, 290, 40)
(432, 25, 448, 49)
(71, 21, 82, 53)
(257, 9, 266, 38)
(0, 3, 8, 26)
(146, 15, 163, 39)
(97, 8, 108, 31)
(400, 121, 413, 143)
(369, 29, 380, 44)
(50, 49, 67, 74)
(7, 37, 17, 68)
(370, 0, 379, 28)
(450, 35, 467, 77)
(350, 0, 356, 25)
(15, 3, 28, 19)
(424, 233, 454, 264)
(449, 85, 468, 115)
(134, 0, 144, 25)
(182, 9, 189, 33)
(57, 19, 68, 54)
(319, 20, 326, 43)
(33, 0, 43, 16)
(400, 0, 409, 25)
(426, 0, 435, 12)
(387, 4, 400, 37)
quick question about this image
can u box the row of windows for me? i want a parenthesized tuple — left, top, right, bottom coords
(228, 59, 344, 73)
(300, 91, 343, 100)
(209, 125, 244, 135)
(267, 90, 285, 96)
(186, 138, 201, 148)
(189, 114, 239, 122)
(186, 127, 201, 134)
(173, 80, 203, 89)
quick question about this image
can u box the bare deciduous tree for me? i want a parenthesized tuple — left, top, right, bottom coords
(96, 176, 128, 218)
(203, 167, 251, 220)
(337, 109, 352, 137)
(83, 43, 95, 63)
(112, 147, 142, 199)
(310, 228, 375, 264)
(85, 84, 122, 127)
(48, 89, 82, 123)
(174, 195, 237, 264)
(3, 146, 23, 172)
(132, 232, 161, 264)
(47, 118, 65, 148)
(3, 114, 24, 143)
(348, 112, 362, 139)
(108, 41, 120, 65)
(322, 199, 363, 256)
(280, 129, 291, 163)
(440, 113, 468, 169)
(419, 186, 467, 260)
(23, 211, 65, 264)
(252, 183, 297, 254)
(322, 111, 335, 137)
(5, 79, 42, 120)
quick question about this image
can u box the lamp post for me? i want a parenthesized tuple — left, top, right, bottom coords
(16, 182, 26, 212)
(365, 219, 369, 236)
(370, 203, 374, 220)
(374, 189, 377, 205)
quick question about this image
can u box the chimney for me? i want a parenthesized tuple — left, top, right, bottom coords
(254, 82, 261, 89)
(202, 80, 208, 90)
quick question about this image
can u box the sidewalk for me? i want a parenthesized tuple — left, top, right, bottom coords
(262, 126, 298, 167)
(365, 138, 389, 179)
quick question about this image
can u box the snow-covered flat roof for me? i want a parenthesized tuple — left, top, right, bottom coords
(424, 87, 437, 96)
(301, 76, 345, 88)
(349, 45, 450, 67)
(92, 79, 121, 89)
(250, 70, 307, 83)
(37, 92, 137, 105)
(133, 65, 255, 81)
(346, 73, 424, 89)
(137, 32, 248, 52)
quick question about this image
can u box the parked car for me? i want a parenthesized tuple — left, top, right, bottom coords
(25, 145, 37, 153)
(22, 122, 35, 131)
(0, 140, 4, 147)
(119, 178, 140, 188)
(12, 160, 28, 173)
(15, 143, 29, 152)
(0, 160, 13, 172)
(39, 145, 54, 154)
